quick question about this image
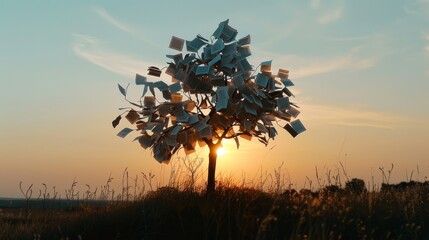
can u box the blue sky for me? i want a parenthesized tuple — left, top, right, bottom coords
(1, 0, 429, 197)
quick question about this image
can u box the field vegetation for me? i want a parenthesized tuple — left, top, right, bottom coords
(1, 160, 428, 240)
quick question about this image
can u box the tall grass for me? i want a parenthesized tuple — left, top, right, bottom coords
(1, 160, 429, 239)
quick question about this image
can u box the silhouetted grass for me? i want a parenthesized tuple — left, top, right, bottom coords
(2, 182, 429, 240)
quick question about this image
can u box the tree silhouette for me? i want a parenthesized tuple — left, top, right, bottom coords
(112, 20, 306, 193)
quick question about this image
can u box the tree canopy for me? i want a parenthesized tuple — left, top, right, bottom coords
(112, 19, 305, 166)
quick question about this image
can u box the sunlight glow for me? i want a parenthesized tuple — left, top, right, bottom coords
(217, 147, 226, 156)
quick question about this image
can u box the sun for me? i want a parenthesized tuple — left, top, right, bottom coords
(217, 147, 226, 156)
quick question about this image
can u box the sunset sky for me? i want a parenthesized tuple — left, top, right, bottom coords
(1, 0, 429, 197)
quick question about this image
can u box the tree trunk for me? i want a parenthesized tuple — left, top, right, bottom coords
(206, 145, 218, 193)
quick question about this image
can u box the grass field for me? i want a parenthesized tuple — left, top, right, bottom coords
(1, 177, 429, 240)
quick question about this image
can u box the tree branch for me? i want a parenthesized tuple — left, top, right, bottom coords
(223, 132, 250, 139)
(202, 138, 213, 147)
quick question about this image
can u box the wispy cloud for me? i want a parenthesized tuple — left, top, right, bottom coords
(318, 6, 343, 24)
(404, 1, 429, 16)
(302, 104, 411, 129)
(425, 34, 429, 53)
(73, 34, 159, 77)
(94, 7, 133, 33)
(425, 34, 429, 76)
(252, 46, 376, 79)
(322, 34, 374, 42)
(293, 55, 375, 79)
(93, 7, 164, 49)
(310, 0, 320, 9)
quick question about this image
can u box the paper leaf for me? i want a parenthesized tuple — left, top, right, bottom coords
(196, 65, 211, 75)
(187, 114, 199, 124)
(152, 123, 164, 135)
(255, 73, 268, 88)
(199, 125, 212, 139)
(220, 23, 237, 42)
(169, 36, 185, 51)
(112, 115, 121, 128)
(182, 54, 196, 65)
(223, 42, 237, 55)
(291, 119, 306, 135)
(277, 69, 289, 79)
(211, 75, 225, 86)
(170, 125, 183, 135)
(203, 47, 212, 60)
(212, 19, 229, 38)
(171, 93, 183, 103)
(139, 134, 154, 149)
(256, 122, 268, 133)
(165, 136, 178, 147)
(174, 111, 190, 123)
(153, 81, 169, 91)
(125, 110, 140, 124)
(237, 46, 251, 58)
(215, 86, 229, 111)
(267, 78, 275, 91)
(239, 58, 253, 71)
(117, 128, 133, 138)
(194, 121, 207, 132)
(232, 75, 244, 87)
(211, 39, 225, 54)
(169, 82, 182, 93)
(221, 54, 234, 65)
(162, 90, 171, 100)
(260, 60, 272, 72)
(243, 101, 257, 115)
(148, 66, 162, 77)
(281, 79, 294, 87)
(166, 53, 183, 64)
(196, 34, 209, 42)
(268, 127, 277, 138)
(276, 97, 290, 111)
(184, 100, 196, 111)
(157, 103, 173, 116)
(144, 96, 156, 108)
(288, 106, 300, 118)
(237, 34, 251, 46)
(118, 84, 126, 97)
(208, 54, 222, 66)
(283, 124, 296, 137)
(136, 74, 147, 85)
(186, 38, 205, 52)
(283, 87, 294, 97)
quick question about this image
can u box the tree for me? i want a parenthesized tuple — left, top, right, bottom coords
(112, 20, 306, 193)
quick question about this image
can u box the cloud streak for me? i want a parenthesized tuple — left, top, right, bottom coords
(252, 46, 376, 79)
(93, 6, 164, 49)
(94, 7, 133, 32)
(302, 104, 411, 129)
(318, 6, 343, 24)
(310, 0, 320, 9)
(73, 34, 159, 77)
(424, 34, 429, 76)
(425, 34, 429, 53)
(292, 55, 376, 79)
